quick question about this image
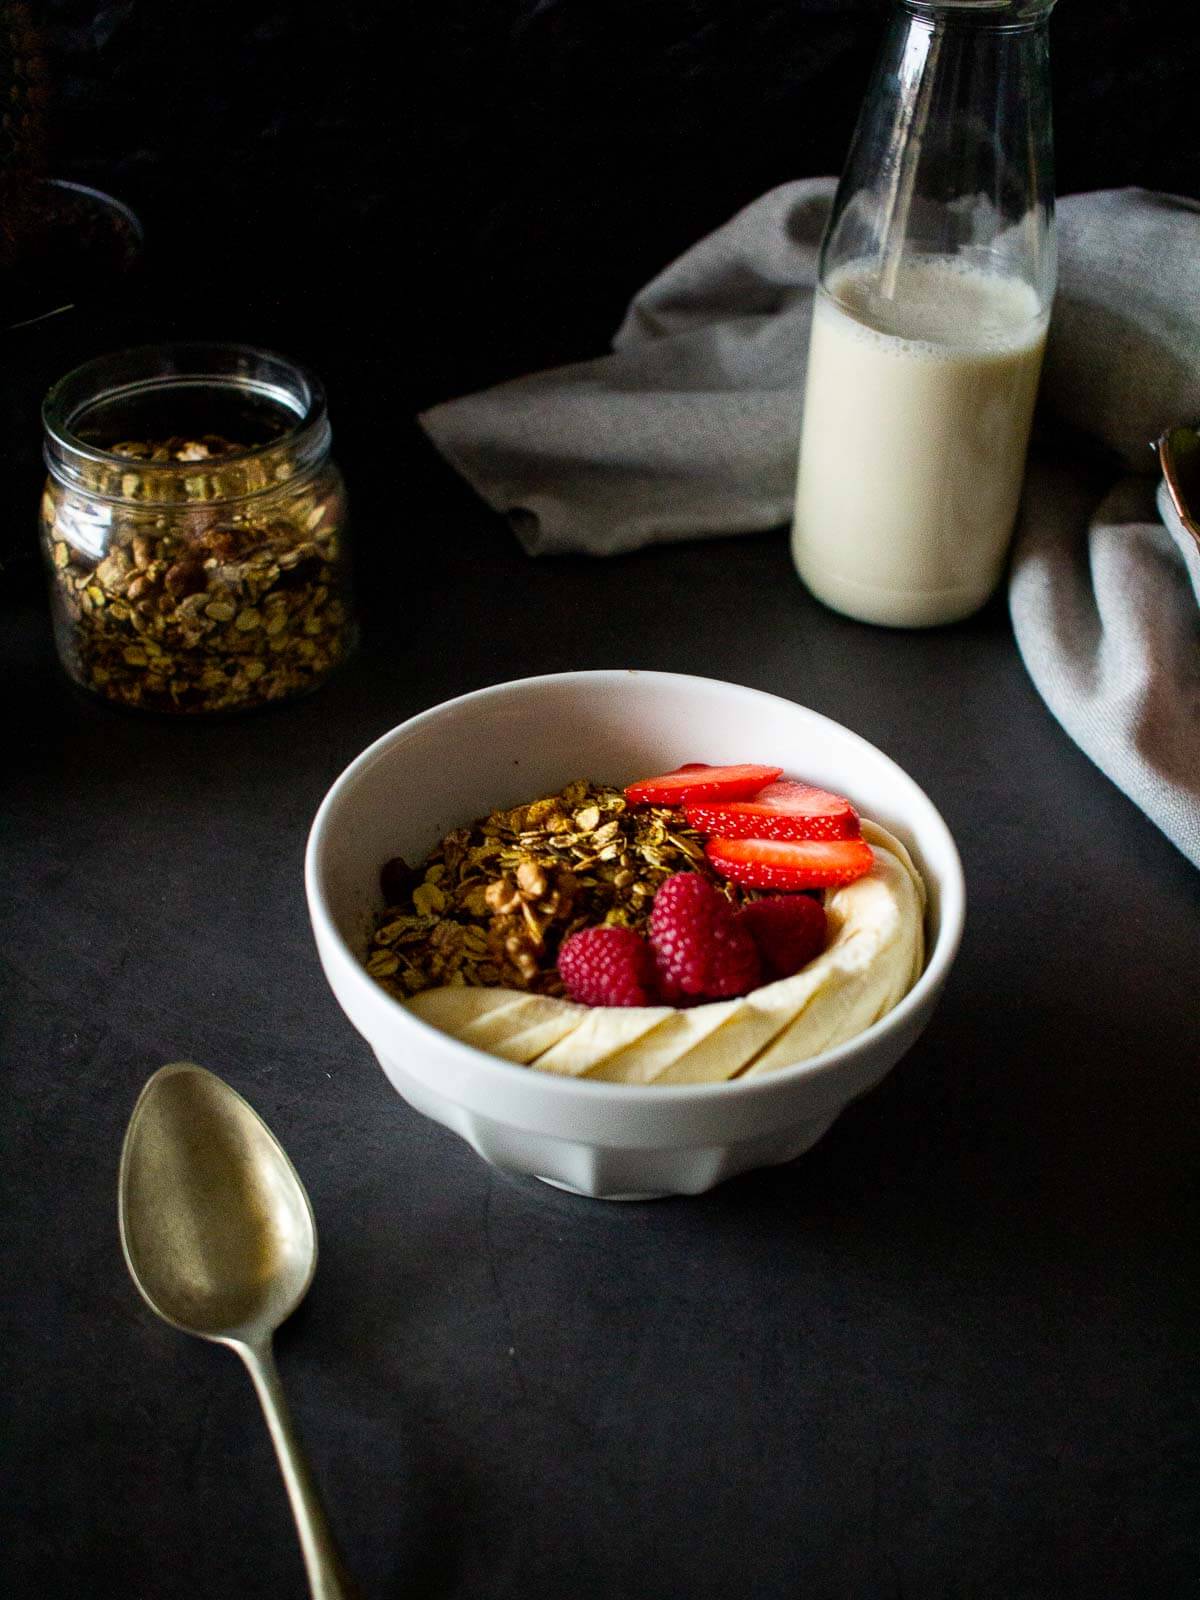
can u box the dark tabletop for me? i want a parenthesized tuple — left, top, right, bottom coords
(3, 427, 1199, 1599)
(4, 5, 1200, 1594)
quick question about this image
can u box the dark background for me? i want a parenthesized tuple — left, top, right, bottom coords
(20, 1, 1200, 419)
(3, 0, 1194, 592)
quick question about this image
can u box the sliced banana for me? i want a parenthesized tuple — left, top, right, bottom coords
(858, 819, 927, 990)
(407, 986, 529, 1031)
(408, 987, 586, 1063)
(860, 818, 927, 913)
(531, 1005, 675, 1077)
(586, 999, 743, 1084)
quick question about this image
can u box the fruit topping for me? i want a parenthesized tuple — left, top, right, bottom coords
(624, 762, 783, 808)
(558, 925, 661, 1008)
(648, 872, 762, 1001)
(369, 768, 877, 1011)
(706, 836, 874, 891)
(685, 779, 859, 842)
(737, 894, 827, 979)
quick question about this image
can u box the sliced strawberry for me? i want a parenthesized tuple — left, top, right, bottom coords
(685, 779, 860, 842)
(706, 836, 874, 891)
(624, 762, 783, 807)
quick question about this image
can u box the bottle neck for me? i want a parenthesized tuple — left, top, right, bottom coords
(821, 0, 1056, 312)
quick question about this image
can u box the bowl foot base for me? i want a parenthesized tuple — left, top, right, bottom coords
(532, 1113, 840, 1200)
(535, 1176, 668, 1202)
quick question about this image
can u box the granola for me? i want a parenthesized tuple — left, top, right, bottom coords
(42, 434, 353, 714)
(364, 780, 747, 1000)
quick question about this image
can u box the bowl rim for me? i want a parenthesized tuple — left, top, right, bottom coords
(305, 669, 966, 1102)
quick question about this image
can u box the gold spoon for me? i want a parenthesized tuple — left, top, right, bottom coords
(118, 1062, 353, 1600)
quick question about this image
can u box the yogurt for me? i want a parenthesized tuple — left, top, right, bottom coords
(792, 256, 1048, 628)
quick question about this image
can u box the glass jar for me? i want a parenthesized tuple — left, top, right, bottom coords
(40, 342, 355, 713)
(792, 0, 1057, 628)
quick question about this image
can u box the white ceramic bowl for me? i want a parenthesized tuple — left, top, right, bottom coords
(305, 671, 965, 1199)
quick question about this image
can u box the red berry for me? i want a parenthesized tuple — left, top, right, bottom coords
(706, 836, 874, 891)
(624, 762, 783, 807)
(648, 873, 762, 1001)
(738, 895, 827, 979)
(557, 926, 659, 1007)
(685, 779, 860, 842)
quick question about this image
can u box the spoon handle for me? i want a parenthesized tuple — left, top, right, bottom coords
(236, 1338, 355, 1600)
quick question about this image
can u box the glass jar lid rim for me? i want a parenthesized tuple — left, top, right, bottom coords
(900, 0, 1055, 16)
(42, 339, 329, 471)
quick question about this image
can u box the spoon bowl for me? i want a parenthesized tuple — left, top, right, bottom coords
(119, 1062, 316, 1342)
(119, 1063, 351, 1600)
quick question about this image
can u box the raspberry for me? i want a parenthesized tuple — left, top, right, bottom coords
(648, 873, 762, 1001)
(557, 926, 659, 1007)
(738, 894, 827, 980)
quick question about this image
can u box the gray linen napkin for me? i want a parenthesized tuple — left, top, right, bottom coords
(420, 182, 1200, 866)
(1009, 467, 1200, 869)
(420, 177, 834, 554)
(1008, 189, 1200, 870)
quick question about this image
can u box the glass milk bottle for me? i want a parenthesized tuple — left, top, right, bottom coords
(792, 0, 1057, 627)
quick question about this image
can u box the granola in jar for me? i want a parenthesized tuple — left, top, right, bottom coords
(40, 343, 355, 714)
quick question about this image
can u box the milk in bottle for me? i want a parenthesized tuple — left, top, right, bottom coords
(793, 257, 1048, 627)
(790, 0, 1058, 627)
